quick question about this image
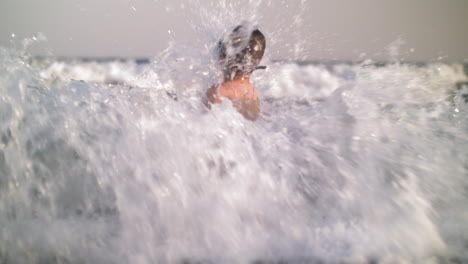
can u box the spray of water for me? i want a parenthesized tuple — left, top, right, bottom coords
(1, 1, 468, 263)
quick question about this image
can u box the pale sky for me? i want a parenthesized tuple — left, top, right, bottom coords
(1, 0, 467, 62)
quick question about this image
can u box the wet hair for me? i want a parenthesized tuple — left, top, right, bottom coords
(218, 25, 266, 80)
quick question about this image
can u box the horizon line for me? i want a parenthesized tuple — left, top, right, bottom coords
(29, 55, 468, 66)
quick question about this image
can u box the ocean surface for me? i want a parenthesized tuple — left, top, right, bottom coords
(1, 33, 468, 264)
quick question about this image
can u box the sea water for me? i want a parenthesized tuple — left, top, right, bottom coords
(1, 3, 468, 264)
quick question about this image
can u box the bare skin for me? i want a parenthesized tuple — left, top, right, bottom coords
(206, 73, 260, 121)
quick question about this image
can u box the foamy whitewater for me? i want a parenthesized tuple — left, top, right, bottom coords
(1, 6, 468, 264)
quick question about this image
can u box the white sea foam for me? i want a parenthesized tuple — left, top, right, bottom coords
(1, 6, 468, 264)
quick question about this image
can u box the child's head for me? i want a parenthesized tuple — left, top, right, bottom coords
(218, 25, 266, 80)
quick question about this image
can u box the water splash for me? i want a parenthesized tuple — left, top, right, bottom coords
(1, 2, 468, 264)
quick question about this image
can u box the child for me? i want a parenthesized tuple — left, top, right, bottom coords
(206, 25, 266, 121)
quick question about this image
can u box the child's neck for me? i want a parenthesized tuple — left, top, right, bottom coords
(224, 71, 251, 82)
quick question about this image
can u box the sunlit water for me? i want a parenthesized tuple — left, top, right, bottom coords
(1, 2, 468, 263)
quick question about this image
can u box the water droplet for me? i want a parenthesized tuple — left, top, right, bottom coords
(11, 33, 15, 38)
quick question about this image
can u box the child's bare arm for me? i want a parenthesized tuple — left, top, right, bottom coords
(206, 86, 223, 104)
